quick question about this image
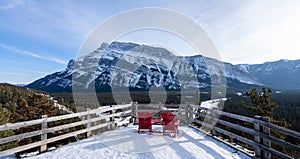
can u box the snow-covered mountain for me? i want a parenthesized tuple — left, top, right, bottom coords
(27, 42, 263, 93)
(237, 59, 300, 90)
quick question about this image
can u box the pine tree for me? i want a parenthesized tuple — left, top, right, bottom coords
(244, 87, 277, 118)
(0, 108, 18, 151)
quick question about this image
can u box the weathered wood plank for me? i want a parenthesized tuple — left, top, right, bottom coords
(45, 115, 105, 134)
(260, 144, 293, 159)
(86, 108, 92, 137)
(194, 113, 257, 136)
(0, 122, 111, 157)
(0, 104, 131, 131)
(193, 119, 259, 148)
(196, 106, 258, 124)
(44, 122, 110, 145)
(0, 115, 107, 144)
(0, 110, 131, 144)
(107, 110, 132, 118)
(254, 116, 261, 158)
(136, 104, 164, 107)
(211, 109, 258, 124)
(0, 140, 43, 157)
(259, 120, 300, 140)
(193, 119, 214, 129)
(0, 108, 104, 131)
(0, 105, 133, 156)
(0, 119, 44, 132)
(198, 107, 300, 140)
(189, 124, 255, 157)
(136, 109, 161, 113)
(116, 116, 131, 125)
(214, 126, 259, 148)
(196, 108, 257, 125)
(193, 119, 257, 148)
(0, 111, 89, 131)
(195, 113, 300, 152)
(0, 129, 42, 145)
(220, 117, 300, 153)
(261, 117, 271, 159)
(40, 115, 47, 152)
(113, 104, 132, 109)
(194, 112, 206, 119)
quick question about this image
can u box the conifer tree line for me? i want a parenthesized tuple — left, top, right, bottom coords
(224, 88, 300, 131)
(223, 87, 299, 158)
(0, 84, 85, 156)
(195, 87, 299, 158)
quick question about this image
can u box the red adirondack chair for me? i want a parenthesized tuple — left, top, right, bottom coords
(138, 112, 152, 134)
(161, 112, 180, 137)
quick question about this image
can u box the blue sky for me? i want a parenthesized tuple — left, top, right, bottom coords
(1, 0, 300, 84)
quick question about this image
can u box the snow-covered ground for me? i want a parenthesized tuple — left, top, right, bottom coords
(27, 125, 250, 159)
(200, 98, 227, 110)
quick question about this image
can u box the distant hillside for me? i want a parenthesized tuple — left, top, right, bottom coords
(0, 83, 83, 156)
(0, 83, 63, 123)
(238, 59, 300, 90)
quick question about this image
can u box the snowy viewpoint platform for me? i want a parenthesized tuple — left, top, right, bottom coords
(28, 125, 250, 159)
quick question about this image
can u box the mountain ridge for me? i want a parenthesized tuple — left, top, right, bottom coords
(26, 42, 300, 92)
(236, 59, 300, 90)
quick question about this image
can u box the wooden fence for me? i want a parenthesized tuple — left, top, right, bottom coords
(0, 103, 133, 157)
(192, 105, 300, 159)
(1, 103, 299, 159)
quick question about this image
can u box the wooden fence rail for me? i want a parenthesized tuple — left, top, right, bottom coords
(193, 106, 300, 159)
(0, 103, 133, 157)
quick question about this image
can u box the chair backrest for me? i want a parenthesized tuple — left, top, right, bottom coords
(161, 112, 176, 126)
(138, 116, 152, 129)
(161, 111, 172, 117)
(138, 112, 152, 118)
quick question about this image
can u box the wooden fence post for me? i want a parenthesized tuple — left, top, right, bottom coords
(262, 117, 271, 159)
(135, 102, 138, 119)
(185, 104, 187, 124)
(254, 116, 261, 158)
(86, 108, 91, 137)
(191, 104, 196, 119)
(110, 105, 115, 129)
(188, 103, 195, 124)
(40, 115, 47, 153)
(185, 103, 189, 125)
(130, 102, 135, 123)
(211, 111, 217, 137)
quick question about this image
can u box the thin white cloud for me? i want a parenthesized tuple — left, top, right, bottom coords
(0, 1, 104, 50)
(192, 0, 300, 64)
(0, 72, 28, 76)
(0, 0, 26, 10)
(1, 0, 300, 65)
(0, 44, 67, 64)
